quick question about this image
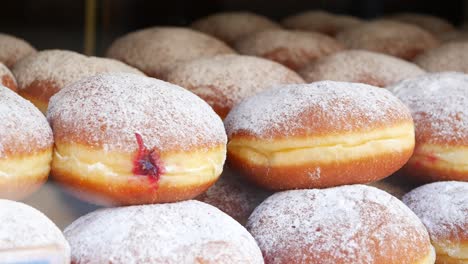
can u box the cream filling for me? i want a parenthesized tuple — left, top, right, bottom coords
(412, 145, 468, 171)
(228, 124, 415, 166)
(0, 151, 52, 179)
(53, 144, 226, 187)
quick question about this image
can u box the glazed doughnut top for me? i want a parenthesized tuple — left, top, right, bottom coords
(247, 185, 432, 263)
(64, 200, 263, 263)
(47, 73, 226, 152)
(403, 181, 468, 243)
(0, 199, 69, 252)
(224, 81, 412, 139)
(0, 86, 53, 158)
(389, 72, 468, 145)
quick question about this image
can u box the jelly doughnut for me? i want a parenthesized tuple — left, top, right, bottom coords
(12, 49, 144, 113)
(414, 42, 468, 73)
(234, 29, 343, 70)
(0, 62, 17, 92)
(389, 72, 468, 182)
(0, 33, 36, 68)
(247, 185, 435, 264)
(191, 12, 281, 45)
(0, 86, 53, 200)
(337, 20, 439, 60)
(47, 73, 227, 205)
(299, 50, 425, 87)
(106, 27, 235, 79)
(196, 166, 271, 225)
(224, 81, 415, 190)
(281, 10, 363, 36)
(0, 199, 70, 263)
(64, 200, 263, 263)
(165, 54, 305, 118)
(403, 181, 468, 264)
(389, 13, 455, 36)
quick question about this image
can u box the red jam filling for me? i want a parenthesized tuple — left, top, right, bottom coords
(132, 133, 163, 186)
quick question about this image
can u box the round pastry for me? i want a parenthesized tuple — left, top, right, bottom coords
(191, 11, 281, 45)
(0, 86, 53, 200)
(337, 20, 439, 60)
(247, 185, 435, 264)
(281, 10, 363, 36)
(0, 62, 17, 92)
(165, 54, 305, 118)
(389, 13, 455, 36)
(64, 200, 263, 263)
(224, 81, 415, 190)
(440, 30, 468, 43)
(234, 29, 344, 70)
(12, 49, 144, 113)
(403, 181, 468, 264)
(47, 73, 227, 206)
(0, 199, 70, 263)
(299, 50, 425, 87)
(106, 27, 235, 79)
(0, 33, 36, 68)
(196, 166, 271, 225)
(389, 72, 468, 182)
(414, 42, 468, 73)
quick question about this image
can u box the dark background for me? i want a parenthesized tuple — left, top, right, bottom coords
(0, 0, 466, 55)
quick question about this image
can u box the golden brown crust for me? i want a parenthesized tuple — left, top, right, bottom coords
(18, 80, 59, 111)
(0, 168, 48, 200)
(228, 147, 413, 190)
(403, 160, 468, 183)
(52, 168, 217, 206)
(1, 75, 17, 92)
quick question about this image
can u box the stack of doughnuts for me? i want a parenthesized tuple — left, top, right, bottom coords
(414, 42, 468, 73)
(12, 49, 144, 113)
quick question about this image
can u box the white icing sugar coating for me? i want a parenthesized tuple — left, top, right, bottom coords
(0, 86, 53, 158)
(403, 181, 468, 249)
(47, 73, 227, 152)
(191, 11, 281, 44)
(247, 185, 433, 264)
(166, 54, 304, 113)
(299, 50, 425, 87)
(12, 49, 144, 91)
(224, 81, 412, 139)
(64, 200, 264, 264)
(0, 33, 36, 68)
(388, 72, 468, 144)
(0, 199, 70, 259)
(414, 42, 468, 73)
(106, 27, 236, 78)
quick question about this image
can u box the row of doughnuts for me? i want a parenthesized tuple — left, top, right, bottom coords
(0, 9, 467, 264)
(2, 181, 466, 263)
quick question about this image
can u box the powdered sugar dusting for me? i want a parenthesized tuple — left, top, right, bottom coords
(166, 54, 304, 111)
(225, 81, 412, 139)
(0, 33, 36, 68)
(64, 200, 263, 263)
(414, 42, 468, 73)
(0, 62, 17, 87)
(247, 185, 432, 263)
(388, 72, 468, 144)
(13, 49, 144, 91)
(0, 86, 53, 158)
(191, 11, 281, 44)
(234, 29, 344, 70)
(106, 27, 236, 78)
(299, 50, 425, 87)
(403, 181, 468, 244)
(0, 199, 70, 255)
(47, 73, 226, 152)
(337, 20, 439, 60)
